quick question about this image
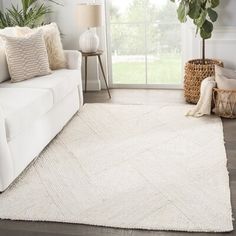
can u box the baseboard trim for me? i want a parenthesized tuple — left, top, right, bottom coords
(82, 80, 101, 91)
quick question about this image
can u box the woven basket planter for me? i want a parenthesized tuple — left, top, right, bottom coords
(213, 88, 236, 119)
(184, 59, 223, 104)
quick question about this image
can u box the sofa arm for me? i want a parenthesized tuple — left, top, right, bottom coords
(64, 50, 82, 70)
(64, 50, 84, 106)
(0, 107, 14, 191)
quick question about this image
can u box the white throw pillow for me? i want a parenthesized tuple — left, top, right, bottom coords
(0, 47, 10, 83)
(16, 23, 66, 70)
(0, 30, 51, 83)
(0, 27, 17, 37)
(0, 27, 17, 83)
(215, 65, 236, 90)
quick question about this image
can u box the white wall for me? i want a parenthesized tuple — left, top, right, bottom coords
(217, 0, 236, 27)
(183, 0, 236, 70)
(211, 0, 236, 69)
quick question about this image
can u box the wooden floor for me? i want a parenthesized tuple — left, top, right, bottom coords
(0, 89, 235, 236)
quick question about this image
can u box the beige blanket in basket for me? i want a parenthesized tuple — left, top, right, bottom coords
(186, 77, 216, 117)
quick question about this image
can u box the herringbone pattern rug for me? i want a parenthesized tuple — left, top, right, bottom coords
(0, 104, 233, 232)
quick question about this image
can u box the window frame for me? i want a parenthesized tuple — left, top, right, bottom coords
(105, 0, 184, 89)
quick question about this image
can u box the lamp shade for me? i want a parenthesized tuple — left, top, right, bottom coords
(77, 4, 102, 28)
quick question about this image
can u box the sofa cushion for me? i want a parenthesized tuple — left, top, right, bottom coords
(0, 30, 51, 82)
(16, 23, 66, 70)
(0, 47, 10, 83)
(0, 88, 53, 141)
(0, 27, 16, 83)
(0, 69, 81, 104)
(0, 27, 17, 37)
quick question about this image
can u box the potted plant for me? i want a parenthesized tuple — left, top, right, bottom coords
(0, 0, 62, 29)
(171, 0, 223, 104)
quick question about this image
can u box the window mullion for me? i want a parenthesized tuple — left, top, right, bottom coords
(144, 1, 148, 85)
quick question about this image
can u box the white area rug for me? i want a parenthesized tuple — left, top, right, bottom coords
(0, 103, 233, 232)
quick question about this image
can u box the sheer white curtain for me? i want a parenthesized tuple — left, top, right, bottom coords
(97, 0, 110, 89)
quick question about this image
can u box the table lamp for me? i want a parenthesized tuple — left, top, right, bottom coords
(77, 4, 102, 53)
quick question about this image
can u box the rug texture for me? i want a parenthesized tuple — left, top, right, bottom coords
(0, 103, 233, 232)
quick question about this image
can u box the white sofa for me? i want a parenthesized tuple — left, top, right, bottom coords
(0, 50, 83, 192)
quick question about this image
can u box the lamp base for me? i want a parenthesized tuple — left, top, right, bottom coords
(79, 29, 99, 53)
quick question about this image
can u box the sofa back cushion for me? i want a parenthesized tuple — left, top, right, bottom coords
(0, 27, 16, 83)
(0, 30, 51, 83)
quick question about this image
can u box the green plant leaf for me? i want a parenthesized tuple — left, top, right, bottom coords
(207, 8, 218, 22)
(177, 1, 188, 23)
(210, 0, 220, 8)
(195, 9, 207, 28)
(189, 0, 201, 19)
(200, 28, 211, 39)
(0, 0, 61, 28)
(202, 19, 213, 34)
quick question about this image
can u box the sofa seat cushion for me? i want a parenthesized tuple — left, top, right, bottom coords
(0, 88, 53, 141)
(0, 69, 81, 104)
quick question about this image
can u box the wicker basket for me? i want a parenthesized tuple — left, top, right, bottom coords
(213, 88, 236, 119)
(184, 59, 223, 104)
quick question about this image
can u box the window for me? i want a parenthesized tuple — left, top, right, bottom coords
(107, 0, 182, 87)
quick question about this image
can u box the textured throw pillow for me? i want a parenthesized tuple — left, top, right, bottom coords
(0, 30, 51, 83)
(16, 23, 66, 70)
(215, 65, 236, 90)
